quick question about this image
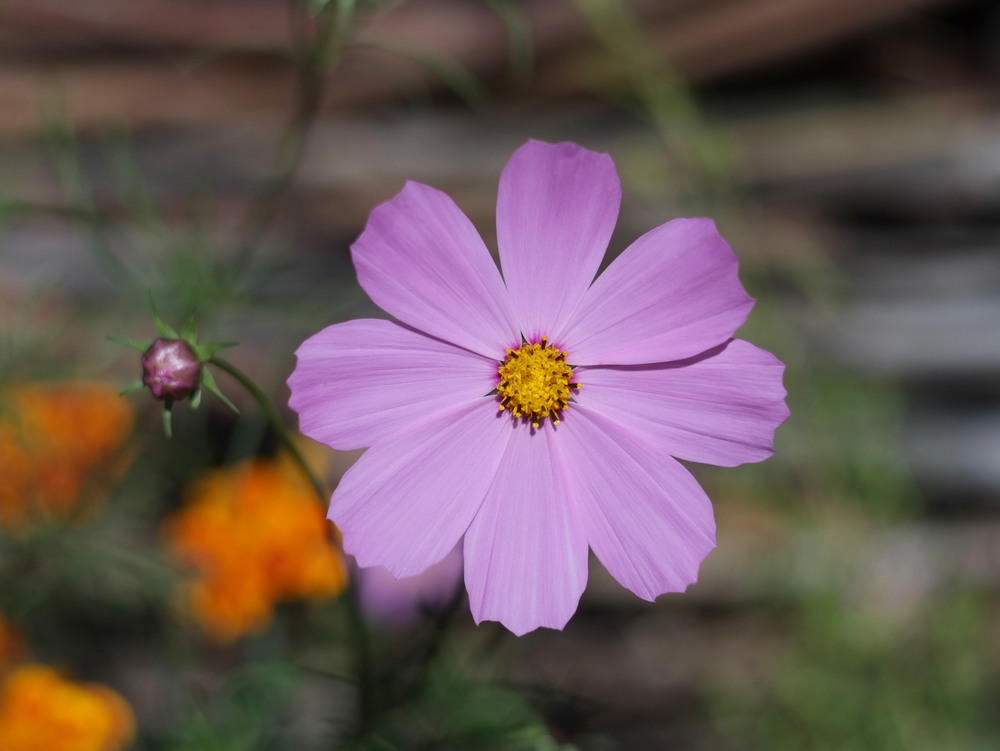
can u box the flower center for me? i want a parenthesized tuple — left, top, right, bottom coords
(496, 337, 579, 429)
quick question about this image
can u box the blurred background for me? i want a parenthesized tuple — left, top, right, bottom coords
(1, 0, 999, 749)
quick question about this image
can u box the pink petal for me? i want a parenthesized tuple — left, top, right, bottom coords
(330, 400, 511, 578)
(496, 140, 621, 342)
(575, 339, 789, 467)
(352, 181, 519, 358)
(288, 318, 497, 451)
(463, 421, 588, 635)
(559, 407, 716, 600)
(559, 218, 754, 365)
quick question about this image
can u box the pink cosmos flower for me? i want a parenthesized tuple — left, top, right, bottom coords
(288, 140, 789, 636)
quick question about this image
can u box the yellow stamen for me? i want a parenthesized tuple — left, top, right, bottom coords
(496, 337, 579, 428)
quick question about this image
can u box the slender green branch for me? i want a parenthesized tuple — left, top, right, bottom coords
(42, 116, 143, 291)
(387, 577, 466, 711)
(206, 354, 378, 734)
(1, 200, 107, 222)
(207, 356, 325, 501)
(345, 571, 379, 735)
(230, 0, 352, 273)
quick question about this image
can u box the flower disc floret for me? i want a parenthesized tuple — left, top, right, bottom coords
(497, 337, 579, 428)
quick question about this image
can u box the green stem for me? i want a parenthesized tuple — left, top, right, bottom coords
(206, 355, 378, 734)
(345, 570, 379, 735)
(208, 356, 326, 502)
(230, 0, 351, 273)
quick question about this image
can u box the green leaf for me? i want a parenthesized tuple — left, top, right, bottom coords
(196, 341, 239, 361)
(108, 335, 150, 352)
(201, 368, 239, 414)
(181, 314, 198, 343)
(148, 293, 180, 339)
(118, 380, 145, 396)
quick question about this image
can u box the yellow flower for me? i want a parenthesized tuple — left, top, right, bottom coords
(0, 382, 134, 528)
(165, 455, 348, 642)
(0, 664, 135, 751)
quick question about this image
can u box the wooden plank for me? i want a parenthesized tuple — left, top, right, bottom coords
(652, 0, 967, 82)
(0, 0, 971, 136)
(0, 0, 288, 51)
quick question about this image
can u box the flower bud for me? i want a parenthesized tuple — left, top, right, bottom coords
(141, 338, 201, 402)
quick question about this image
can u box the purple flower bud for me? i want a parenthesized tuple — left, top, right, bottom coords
(141, 338, 201, 402)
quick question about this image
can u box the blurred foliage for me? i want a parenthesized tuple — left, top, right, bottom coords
(0, 0, 998, 749)
(167, 662, 304, 751)
(712, 591, 1000, 751)
(571, 0, 738, 211)
(563, 4, 1000, 751)
(350, 661, 559, 751)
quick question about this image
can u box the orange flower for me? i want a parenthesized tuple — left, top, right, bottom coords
(164, 455, 348, 642)
(0, 664, 135, 751)
(0, 382, 134, 528)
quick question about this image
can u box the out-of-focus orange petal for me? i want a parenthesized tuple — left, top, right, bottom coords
(0, 382, 134, 530)
(184, 568, 274, 643)
(163, 454, 348, 642)
(0, 664, 135, 751)
(86, 684, 136, 751)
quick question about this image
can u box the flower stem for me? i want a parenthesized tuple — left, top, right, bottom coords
(230, 0, 352, 274)
(208, 356, 326, 502)
(207, 355, 378, 732)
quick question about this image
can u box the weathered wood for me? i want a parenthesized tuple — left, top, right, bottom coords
(1, 0, 288, 51)
(651, 0, 967, 82)
(0, 0, 971, 136)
